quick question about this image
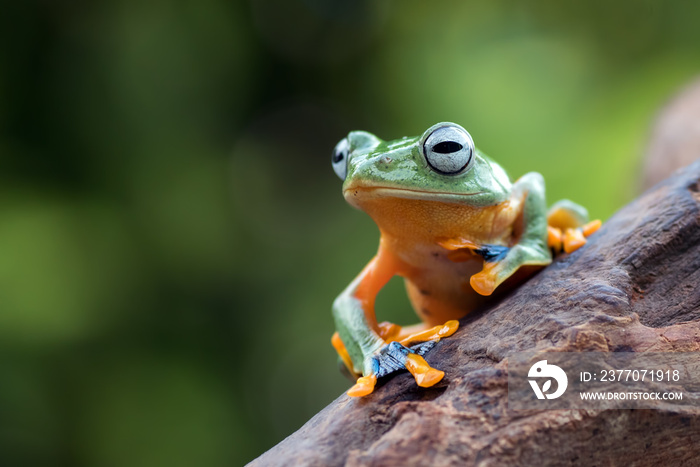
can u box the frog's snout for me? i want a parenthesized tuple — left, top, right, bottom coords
(346, 151, 391, 181)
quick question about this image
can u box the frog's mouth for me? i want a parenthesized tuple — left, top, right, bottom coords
(343, 186, 487, 206)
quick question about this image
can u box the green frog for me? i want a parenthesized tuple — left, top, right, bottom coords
(330, 122, 601, 397)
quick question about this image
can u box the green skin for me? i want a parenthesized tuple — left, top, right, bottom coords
(332, 122, 589, 379)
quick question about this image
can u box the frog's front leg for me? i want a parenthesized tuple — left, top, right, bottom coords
(470, 172, 553, 296)
(332, 246, 455, 397)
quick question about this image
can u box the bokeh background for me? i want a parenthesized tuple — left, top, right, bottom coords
(2, 1, 700, 465)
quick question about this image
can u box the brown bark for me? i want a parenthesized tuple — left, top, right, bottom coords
(252, 162, 700, 467)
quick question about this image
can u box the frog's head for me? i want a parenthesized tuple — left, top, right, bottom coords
(332, 122, 511, 210)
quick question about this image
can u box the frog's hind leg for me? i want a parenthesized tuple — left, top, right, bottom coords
(331, 319, 458, 389)
(547, 199, 601, 254)
(331, 320, 401, 378)
(384, 321, 460, 385)
(394, 320, 459, 388)
(339, 320, 458, 391)
(332, 332, 360, 379)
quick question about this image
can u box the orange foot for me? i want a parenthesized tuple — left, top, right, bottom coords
(469, 261, 499, 296)
(347, 374, 377, 397)
(548, 219, 602, 254)
(405, 353, 445, 388)
(344, 320, 458, 398)
(399, 320, 459, 347)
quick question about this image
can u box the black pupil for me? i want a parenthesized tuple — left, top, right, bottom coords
(332, 150, 345, 163)
(432, 141, 463, 154)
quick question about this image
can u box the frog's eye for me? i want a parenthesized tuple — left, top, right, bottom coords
(422, 125, 474, 175)
(332, 138, 350, 180)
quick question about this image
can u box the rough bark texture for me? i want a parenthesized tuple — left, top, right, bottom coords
(252, 163, 700, 467)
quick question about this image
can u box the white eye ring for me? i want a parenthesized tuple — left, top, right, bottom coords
(422, 124, 474, 174)
(332, 138, 349, 180)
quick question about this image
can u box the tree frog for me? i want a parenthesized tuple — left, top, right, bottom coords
(330, 122, 601, 397)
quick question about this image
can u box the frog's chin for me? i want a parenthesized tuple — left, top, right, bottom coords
(342, 186, 486, 208)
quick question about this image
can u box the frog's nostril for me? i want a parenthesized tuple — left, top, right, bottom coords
(432, 141, 463, 154)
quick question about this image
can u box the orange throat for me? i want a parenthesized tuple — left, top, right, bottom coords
(347, 191, 519, 248)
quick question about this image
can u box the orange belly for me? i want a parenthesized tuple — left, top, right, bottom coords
(360, 196, 525, 326)
(403, 255, 487, 326)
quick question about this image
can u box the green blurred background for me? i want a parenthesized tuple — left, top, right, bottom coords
(1, 0, 699, 465)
